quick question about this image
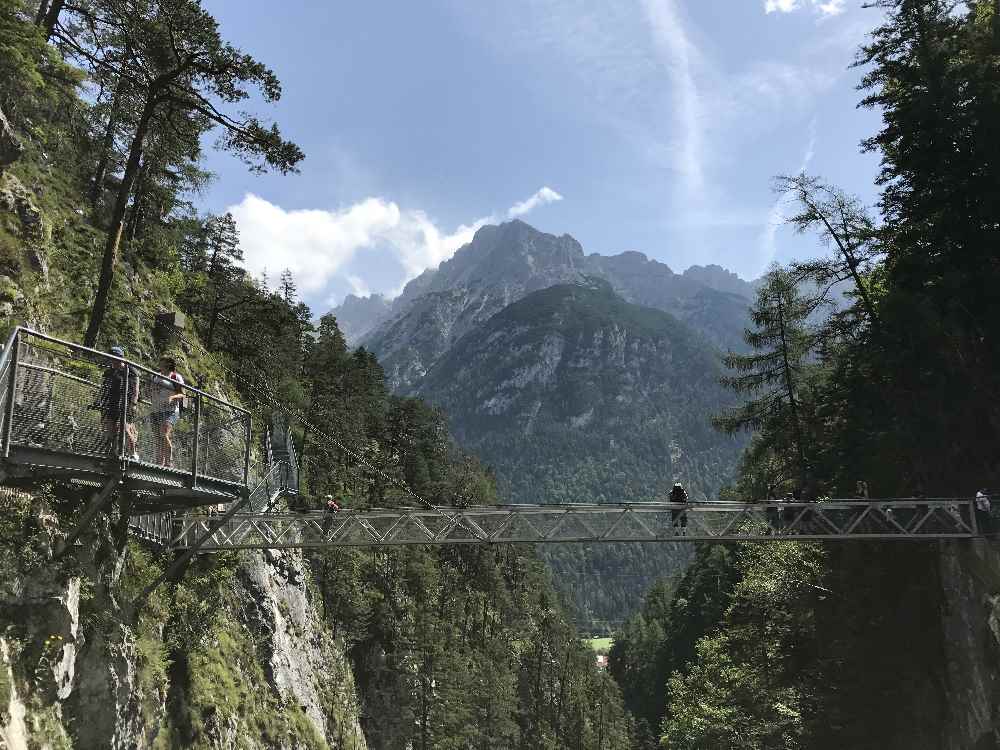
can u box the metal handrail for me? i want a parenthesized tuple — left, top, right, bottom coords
(16, 328, 250, 413)
(1, 327, 252, 492)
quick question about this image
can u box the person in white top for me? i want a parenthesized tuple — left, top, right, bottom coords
(975, 490, 992, 536)
(150, 355, 185, 467)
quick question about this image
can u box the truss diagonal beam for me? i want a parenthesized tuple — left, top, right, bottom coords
(169, 499, 979, 550)
(55, 474, 120, 557)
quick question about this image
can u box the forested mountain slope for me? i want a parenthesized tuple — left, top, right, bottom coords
(335, 222, 754, 622)
(413, 281, 745, 622)
(415, 281, 741, 505)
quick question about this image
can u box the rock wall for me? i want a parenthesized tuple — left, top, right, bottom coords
(940, 540, 1000, 750)
(0, 489, 367, 750)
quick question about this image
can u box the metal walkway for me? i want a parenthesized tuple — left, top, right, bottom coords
(163, 498, 979, 549)
(0, 327, 252, 509)
(0, 328, 986, 553)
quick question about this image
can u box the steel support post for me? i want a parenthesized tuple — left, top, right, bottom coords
(242, 415, 252, 496)
(2, 331, 20, 457)
(55, 474, 120, 557)
(189, 393, 202, 488)
(133, 486, 257, 608)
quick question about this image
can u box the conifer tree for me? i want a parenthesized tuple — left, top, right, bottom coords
(715, 269, 818, 490)
(51, 0, 303, 346)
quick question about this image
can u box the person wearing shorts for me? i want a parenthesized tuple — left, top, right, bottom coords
(99, 346, 139, 458)
(150, 356, 185, 467)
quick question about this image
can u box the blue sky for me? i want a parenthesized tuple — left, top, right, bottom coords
(198, 0, 884, 312)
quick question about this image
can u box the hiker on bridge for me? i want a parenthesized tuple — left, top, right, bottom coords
(669, 482, 689, 534)
(149, 356, 185, 468)
(322, 494, 343, 534)
(975, 490, 991, 536)
(97, 346, 139, 459)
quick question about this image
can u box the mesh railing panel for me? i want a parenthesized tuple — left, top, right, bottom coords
(196, 397, 249, 486)
(130, 379, 196, 473)
(0, 339, 16, 451)
(3, 330, 251, 489)
(11, 340, 116, 458)
(129, 512, 173, 546)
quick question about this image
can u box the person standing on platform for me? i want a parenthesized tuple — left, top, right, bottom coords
(975, 490, 992, 537)
(98, 346, 139, 459)
(149, 356, 185, 467)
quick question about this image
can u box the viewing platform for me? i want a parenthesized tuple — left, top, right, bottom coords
(0, 327, 252, 511)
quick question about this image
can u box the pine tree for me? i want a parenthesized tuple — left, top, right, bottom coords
(51, 0, 303, 346)
(714, 269, 818, 490)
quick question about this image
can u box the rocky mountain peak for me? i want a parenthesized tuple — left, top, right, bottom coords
(682, 263, 757, 299)
(433, 219, 586, 290)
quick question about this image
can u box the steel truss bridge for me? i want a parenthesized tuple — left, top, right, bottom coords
(167, 498, 980, 550)
(0, 327, 985, 564)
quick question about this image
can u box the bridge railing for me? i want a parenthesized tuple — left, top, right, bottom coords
(168, 497, 979, 550)
(0, 328, 251, 491)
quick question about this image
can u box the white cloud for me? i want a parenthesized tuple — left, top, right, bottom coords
(344, 274, 371, 298)
(643, 0, 705, 192)
(765, 0, 800, 12)
(227, 186, 563, 306)
(765, 0, 846, 16)
(508, 186, 564, 218)
(760, 118, 817, 266)
(816, 0, 846, 16)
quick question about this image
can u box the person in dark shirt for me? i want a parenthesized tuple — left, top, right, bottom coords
(669, 482, 689, 534)
(99, 346, 139, 458)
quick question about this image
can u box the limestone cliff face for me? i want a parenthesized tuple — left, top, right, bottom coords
(350, 220, 753, 391)
(0, 489, 366, 750)
(939, 540, 1000, 749)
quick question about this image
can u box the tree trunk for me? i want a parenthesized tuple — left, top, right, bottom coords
(775, 293, 807, 486)
(124, 158, 149, 248)
(41, 0, 65, 40)
(34, 0, 50, 25)
(90, 67, 130, 208)
(84, 93, 157, 347)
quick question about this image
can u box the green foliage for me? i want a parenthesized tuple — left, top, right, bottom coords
(613, 4, 1000, 748)
(609, 546, 739, 747)
(310, 542, 633, 750)
(0, 0, 80, 118)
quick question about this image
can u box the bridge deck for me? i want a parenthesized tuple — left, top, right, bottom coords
(159, 498, 979, 549)
(0, 329, 985, 553)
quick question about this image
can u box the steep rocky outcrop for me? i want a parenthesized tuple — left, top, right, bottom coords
(0, 489, 366, 750)
(334, 294, 391, 346)
(0, 106, 23, 170)
(939, 540, 1000, 749)
(682, 263, 758, 299)
(338, 220, 755, 390)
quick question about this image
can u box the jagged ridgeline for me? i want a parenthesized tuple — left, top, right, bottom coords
(0, 3, 633, 748)
(340, 222, 750, 624)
